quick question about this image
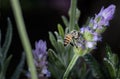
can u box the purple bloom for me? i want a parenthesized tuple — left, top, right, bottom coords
(89, 18, 98, 30)
(92, 32, 102, 41)
(69, 4, 116, 60)
(95, 4, 116, 26)
(32, 40, 50, 77)
(85, 41, 96, 49)
(100, 5, 115, 20)
(33, 40, 47, 61)
(76, 4, 116, 50)
(41, 67, 51, 77)
(75, 38, 85, 49)
(80, 27, 85, 34)
(80, 27, 93, 34)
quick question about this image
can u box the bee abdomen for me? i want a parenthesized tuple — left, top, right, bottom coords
(64, 34, 72, 46)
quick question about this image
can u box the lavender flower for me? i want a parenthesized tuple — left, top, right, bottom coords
(75, 4, 116, 50)
(95, 4, 116, 26)
(33, 40, 47, 62)
(64, 4, 116, 79)
(27, 40, 50, 78)
(85, 41, 96, 49)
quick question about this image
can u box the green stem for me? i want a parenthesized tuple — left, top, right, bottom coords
(63, 53, 79, 79)
(69, 0, 77, 31)
(10, 0, 38, 79)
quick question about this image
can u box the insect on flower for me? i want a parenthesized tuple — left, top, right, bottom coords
(64, 30, 82, 47)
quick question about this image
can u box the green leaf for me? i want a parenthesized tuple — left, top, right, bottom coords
(48, 49, 58, 61)
(63, 53, 79, 79)
(0, 55, 12, 79)
(11, 52, 25, 79)
(48, 49, 66, 67)
(106, 45, 112, 59)
(116, 65, 120, 79)
(49, 31, 64, 54)
(1, 18, 12, 61)
(112, 54, 119, 67)
(57, 24, 65, 39)
(68, 0, 77, 31)
(48, 48, 66, 79)
(106, 45, 119, 66)
(65, 27, 69, 34)
(57, 41, 65, 55)
(74, 24, 80, 31)
(103, 58, 116, 79)
(72, 60, 87, 79)
(48, 32, 58, 50)
(61, 16, 69, 27)
(84, 54, 103, 79)
(54, 31, 63, 42)
(85, 69, 93, 79)
(79, 62, 87, 79)
(54, 31, 59, 40)
(4, 55, 12, 74)
(75, 8, 81, 24)
(48, 63, 64, 79)
(64, 45, 73, 65)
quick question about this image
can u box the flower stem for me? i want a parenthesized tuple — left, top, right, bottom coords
(69, 0, 77, 31)
(10, 0, 38, 79)
(63, 53, 79, 79)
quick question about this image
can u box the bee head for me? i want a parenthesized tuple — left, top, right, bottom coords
(71, 30, 80, 39)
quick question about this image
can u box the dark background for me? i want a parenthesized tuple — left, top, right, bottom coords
(0, 0, 120, 78)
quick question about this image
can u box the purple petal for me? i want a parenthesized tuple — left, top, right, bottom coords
(102, 5, 116, 21)
(96, 4, 116, 26)
(85, 41, 96, 49)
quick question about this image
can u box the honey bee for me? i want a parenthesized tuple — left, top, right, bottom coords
(64, 30, 81, 47)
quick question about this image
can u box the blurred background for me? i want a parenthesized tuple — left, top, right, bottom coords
(0, 0, 120, 78)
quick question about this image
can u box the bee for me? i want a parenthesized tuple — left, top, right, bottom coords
(64, 30, 81, 47)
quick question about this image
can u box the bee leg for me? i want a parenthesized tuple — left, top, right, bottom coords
(73, 40, 80, 48)
(70, 42, 78, 48)
(70, 42, 74, 46)
(74, 42, 78, 48)
(73, 39, 79, 48)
